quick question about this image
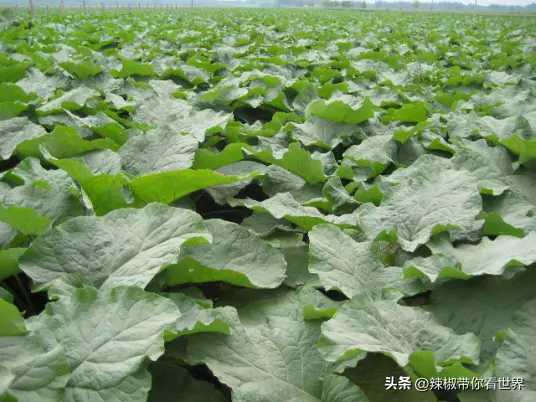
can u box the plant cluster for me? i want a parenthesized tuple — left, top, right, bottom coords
(0, 8, 536, 402)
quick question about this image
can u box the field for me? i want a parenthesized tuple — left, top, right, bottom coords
(1, 7, 536, 402)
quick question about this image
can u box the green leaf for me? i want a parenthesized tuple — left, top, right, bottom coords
(427, 232, 536, 277)
(307, 97, 374, 124)
(492, 298, 536, 399)
(0, 102, 28, 120)
(59, 61, 103, 79)
(321, 375, 370, 402)
(343, 135, 397, 176)
(37, 86, 100, 115)
(322, 177, 358, 215)
(65, 111, 128, 145)
(0, 117, 46, 160)
(16, 125, 118, 159)
(309, 225, 421, 300)
(0, 83, 34, 104)
(0, 64, 29, 83)
(166, 219, 286, 289)
(171, 287, 367, 402)
(0, 248, 24, 279)
(0, 158, 84, 224)
(0, 364, 14, 398)
(46, 155, 130, 216)
(354, 184, 383, 206)
(344, 353, 437, 402)
(229, 192, 332, 231)
(118, 126, 199, 175)
(358, 164, 481, 251)
(318, 294, 480, 374)
(192, 143, 245, 170)
(427, 268, 536, 367)
(501, 134, 536, 164)
(241, 211, 296, 237)
(111, 59, 156, 78)
(449, 139, 514, 195)
(0, 202, 50, 235)
(289, 116, 357, 149)
(403, 254, 469, 282)
(206, 161, 267, 205)
(19, 203, 211, 291)
(165, 292, 230, 337)
(0, 331, 69, 402)
(0, 299, 27, 336)
(249, 142, 326, 185)
(30, 286, 180, 402)
(282, 245, 321, 289)
(381, 102, 429, 124)
(131, 169, 258, 205)
(482, 191, 536, 237)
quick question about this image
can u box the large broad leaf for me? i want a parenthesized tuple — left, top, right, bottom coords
(0, 333, 69, 402)
(482, 190, 536, 237)
(449, 139, 514, 195)
(29, 286, 180, 402)
(229, 192, 332, 231)
(289, 116, 357, 149)
(206, 161, 267, 205)
(322, 177, 358, 215)
(45, 155, 131, 216)
(0, 117, 46, 160)
(164, 292, 231, 337)
(427, 232, 536, 277)
(132, 95, 231, 141)
(0, 157, 84, 224)
(343, 135, 398, 176)
(458, 297, 536, 402)
(19, 203, 211, 291)
(358, 164, 481, 251)
(166, 219, 286, 289)
(241, 211, 296, 236)
(402, 254, 469, 282)
(282, 244, 321, 289)
(169, 287, 369, 402)
(0, 248, 25, 279)
(37, 86, 100, 115)
(427, 268, 536, 368)
(0, 221, 17, 249)
(492, 298, 536, 399)
(59, 61, 103, 80)
(307, 97, 374, 124)
(0, 364, 14, 398)
(344, 353, 437, 402)
(0, 303, 69, 402)
(130, 169, 258, 205)
(118, 125, 199, 175)
(249, 142, 327, 185)
(308, 225, 421, 300)
(16, 125, 118, 160)
(318, 294, 480, 376)
(0, 299, 27, 336)
(0, 202, 50, 235)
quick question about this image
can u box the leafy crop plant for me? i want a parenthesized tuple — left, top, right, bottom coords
(1, 7, 536, 402)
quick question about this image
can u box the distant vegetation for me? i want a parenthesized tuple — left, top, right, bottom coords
(1, 0, 536, 13)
